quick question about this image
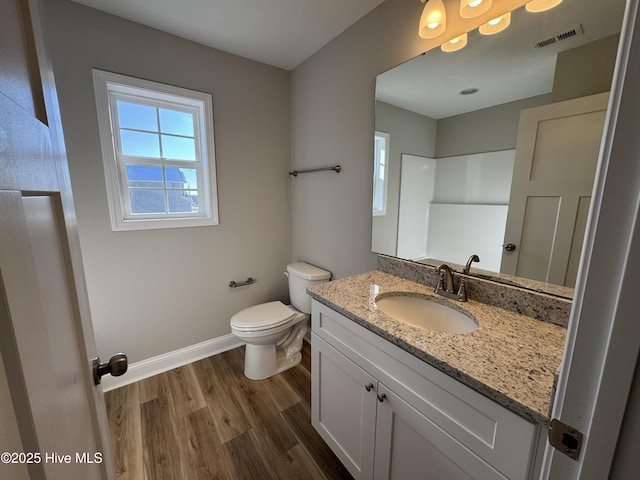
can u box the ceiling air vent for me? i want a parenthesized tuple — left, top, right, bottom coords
(534, 24, 584, 49)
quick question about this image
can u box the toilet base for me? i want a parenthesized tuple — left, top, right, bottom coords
(243, 343, 303, 380)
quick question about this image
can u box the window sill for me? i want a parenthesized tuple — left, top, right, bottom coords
(111, 216, 219, 232)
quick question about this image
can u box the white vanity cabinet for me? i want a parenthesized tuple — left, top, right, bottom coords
(311, 300, 544, 480)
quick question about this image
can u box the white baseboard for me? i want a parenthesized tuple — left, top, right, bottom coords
(101, 333, 244, 392)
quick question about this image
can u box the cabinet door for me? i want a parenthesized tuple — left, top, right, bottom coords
(311, 334, 377, 479)
(373, 384, 508, 480)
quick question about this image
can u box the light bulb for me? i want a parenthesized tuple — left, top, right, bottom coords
(479, 11, 511, 35)
(441, 33, 468, 52)
(419, 0, 447, 39)
(526, 0, 563, 13)
(460, 0, 492, 19)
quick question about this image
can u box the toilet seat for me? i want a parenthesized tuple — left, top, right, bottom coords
(230, 301, 297, 332)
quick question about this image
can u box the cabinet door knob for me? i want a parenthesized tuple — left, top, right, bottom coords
(365, 383, 374, 392)
(377, 393, 386, 403)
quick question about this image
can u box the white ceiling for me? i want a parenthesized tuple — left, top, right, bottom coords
(69, 0, 386, 70)
(376, 0, 627, 119)
(69, 0, 626, 116)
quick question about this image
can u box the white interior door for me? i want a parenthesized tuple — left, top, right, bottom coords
(501, 92, 609, 287)
(0, 0, 113, 478)
(0, 194, 110, 479)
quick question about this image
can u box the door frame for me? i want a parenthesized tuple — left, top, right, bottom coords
(541, 0, 640, 477)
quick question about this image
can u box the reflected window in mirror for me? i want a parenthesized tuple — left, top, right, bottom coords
(373, 131, 390, 216)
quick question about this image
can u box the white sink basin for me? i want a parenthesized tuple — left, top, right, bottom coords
(375, 294, 478, 334)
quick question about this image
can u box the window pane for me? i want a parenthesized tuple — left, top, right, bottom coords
(121, 130, 160, 158)
(129, 189, 166, 214)
(168, 190, 196, 213)
(117, 101, 158, 131)
(165, 167, 197, 189)
(126, 164, 164, 188)
(160, 109, 194, 136)
(185, 190, 199, 213)
(161, 135, 196, 161)
(373, 133, 388, 214)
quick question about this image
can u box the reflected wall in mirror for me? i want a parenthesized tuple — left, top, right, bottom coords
(372, 0, 626, 298)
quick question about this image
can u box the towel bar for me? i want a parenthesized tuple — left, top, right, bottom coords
(229, 278, 255, 288)
(288, 165, 341, 177)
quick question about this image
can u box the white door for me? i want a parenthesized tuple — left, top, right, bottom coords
(0, 0, 114, 478)
(543, 0, 640, 477)
(501, 92, 608, 287)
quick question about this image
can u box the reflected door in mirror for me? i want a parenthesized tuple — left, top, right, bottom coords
(501, 92, 608, 287)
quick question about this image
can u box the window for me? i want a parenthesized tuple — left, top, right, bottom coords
(373, 131, 389, 216)
(93, 69, 219, 231)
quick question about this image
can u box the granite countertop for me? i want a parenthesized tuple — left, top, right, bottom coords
(308, 270, 567, 425)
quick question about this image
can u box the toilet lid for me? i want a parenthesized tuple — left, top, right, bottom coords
(230, 301, 297, 331)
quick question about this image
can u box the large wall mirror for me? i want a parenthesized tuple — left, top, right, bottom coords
(372, 0, 626, 298)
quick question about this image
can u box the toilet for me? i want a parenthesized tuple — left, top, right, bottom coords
(230, 262, 331, 380)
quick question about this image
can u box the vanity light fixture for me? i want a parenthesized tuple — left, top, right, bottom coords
(525, 0, 563, 13)
(459, 0, 492, 19)
(419, 0, 447, 39)
(417, 0, 516, 48)
(441, 32, 468, 52)
(479, 11, 511, 35)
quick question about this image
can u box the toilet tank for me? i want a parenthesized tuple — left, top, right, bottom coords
(286, 262, 331, 314)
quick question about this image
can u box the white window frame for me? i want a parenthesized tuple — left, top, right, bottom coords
(92, 69, 219, 231)
(373, 131, 390, 216)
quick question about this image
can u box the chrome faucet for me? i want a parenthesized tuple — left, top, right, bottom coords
(463, 254, 480, 274)
(435, 264, 467, 301)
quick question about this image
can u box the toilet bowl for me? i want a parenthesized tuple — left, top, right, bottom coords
(230, 262, 331, 380)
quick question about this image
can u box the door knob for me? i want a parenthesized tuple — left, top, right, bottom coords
(92, 353, 128, 385)
(503, 243, 516, 252)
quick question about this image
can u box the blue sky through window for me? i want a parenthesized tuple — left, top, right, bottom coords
(117, 100, 196, 161)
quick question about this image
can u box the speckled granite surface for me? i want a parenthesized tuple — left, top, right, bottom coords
(308, 271, 567, 425)
(415, 257, 575, 299)
(378, 255, 572, 327)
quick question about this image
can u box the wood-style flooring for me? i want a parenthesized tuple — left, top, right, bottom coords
(104, 341, 353, 479)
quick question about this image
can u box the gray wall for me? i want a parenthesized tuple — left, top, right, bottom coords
(42, 0, 291, 363)
(290, 0, 439, 279)
(552, 33, 619, 103)
(290, 0, 534, 279)
(435, 94, 550, 158)
(372, 101, 436, 256)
